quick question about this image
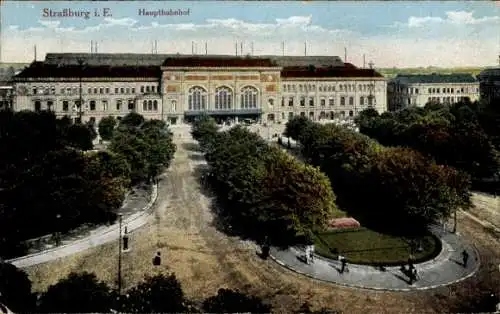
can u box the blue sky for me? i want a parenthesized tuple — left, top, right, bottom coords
(1, 1, 499, 67)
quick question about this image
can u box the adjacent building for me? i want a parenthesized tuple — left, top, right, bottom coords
(478, 67, 500, 105)
(387, 73, 479, 111)
(11, 53, 387, 125)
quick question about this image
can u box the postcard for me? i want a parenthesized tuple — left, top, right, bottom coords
(0, 1, 499, 314)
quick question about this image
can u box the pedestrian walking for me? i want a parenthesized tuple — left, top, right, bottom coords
(309, 245, 315, 263)
(305, 245, 311, 264)
(339, 255, 347, 273)
(462, 250, 469, 267)
(152, 251, 161, 266)
(408, 254, 415, 272)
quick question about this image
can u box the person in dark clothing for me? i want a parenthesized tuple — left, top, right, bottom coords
(339, 256, 347, 273)
(462, 250, 469, 267)
(153, 251, 161, 266)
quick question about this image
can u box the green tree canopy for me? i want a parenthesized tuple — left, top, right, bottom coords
(38, 272, 117, 313)
(0, 262, 36, 313)
(98, 116, 117, 141)
(122, 274, 186, 313)
(202, 288, 271, 313)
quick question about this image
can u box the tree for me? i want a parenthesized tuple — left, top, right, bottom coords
(119, 112, 145, 129)
(284, 116, 313, 141)
(98, 116, 117, 141)
(365, 147, 471, 234)
(191, 115, 220, 151)
(63, 123, 94, 151)
(38, 272, 116, 313)
(0, 262, 36, 313)
(202, 288, 271, 313)
(122, 274, 186, 313)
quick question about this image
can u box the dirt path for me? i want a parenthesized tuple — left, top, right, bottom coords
(24, 129, 500, 313)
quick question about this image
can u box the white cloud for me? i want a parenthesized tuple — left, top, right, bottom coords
(1, 14, 499, 67)
(38, 20, 61, 28)
(407, 16, 443, 28)
(398, 10, 499, 28)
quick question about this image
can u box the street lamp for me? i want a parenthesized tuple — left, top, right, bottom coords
(76, 58, 86, 124)
(117, 213, 123, 295)
(55, 214, 61, 246)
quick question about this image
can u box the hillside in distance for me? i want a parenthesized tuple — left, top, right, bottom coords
(379, 67, 487, 79)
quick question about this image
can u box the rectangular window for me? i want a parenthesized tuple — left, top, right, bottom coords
(90, 100, 96, 111)
(120, 88, 124, 94)
(131, 88, 135, 94)
(320, 98, 326, 106)
(94, 88, 98, 94)
(34, 101, 41, 111)
(288, 97, 294, 107)
(437, 88, 440, 93)
(51, 87, 55, 95)
(88, 88, 92, 94)
(116, 100, 122, 110)
(99, 88, 103, 94)
(47, 100, 54, 110)
(349, 97, 354, 106)
(63, 101, 69, 111)
(146, 86, 150, 92)
(105, 88, 110, 94)
(309, 98, 314, 106)
(102, 100, 108, 111)
(141, 86, 144, 93)
(115, 88, 119, 94)
(300, 97, 305, 106)
(340, 97, 345, 106)
(128, 100, 135, 110)
(415, 88, 419, 94)
(329, 98, 334, 106)
(451, 88, 454, 93)
(368, 96, 373, 106)
(281, 97, 285, 107)
(360, 96, 364, 105)
(126, 88, 130, 94)
(428, 88, 432, 94)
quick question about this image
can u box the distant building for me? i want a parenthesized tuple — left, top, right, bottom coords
(387, 73, 479, 111)
(11, 53, 387, 125)
(478, 67, 500, 105)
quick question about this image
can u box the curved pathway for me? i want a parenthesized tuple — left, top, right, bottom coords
(270, 225, 480, 291)
(6, 184, 158, 268)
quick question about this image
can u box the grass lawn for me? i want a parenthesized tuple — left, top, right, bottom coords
(313, 228, 441, 266)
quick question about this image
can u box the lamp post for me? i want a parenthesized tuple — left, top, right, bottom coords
(55, 214, 61, 246)
(117, 213, 123, 295)
(77, 58, 85, 124)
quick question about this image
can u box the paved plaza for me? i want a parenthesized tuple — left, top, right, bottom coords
(270, 225, 480, 291)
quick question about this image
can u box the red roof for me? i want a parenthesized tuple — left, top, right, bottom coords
(282, 66, 383, 78)
(15, 62, 161, 78)
(162, 57, 277, 67)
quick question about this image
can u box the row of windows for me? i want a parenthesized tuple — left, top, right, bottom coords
(427, 96, 470, 104)
(428, 87, 478, 94)
(281, 95, 374, 107)
(188, 86, 258, 110)
(33, 99, 158, 112)
(282, 83, 376, 93)
(32, 85, 159, 96)
(280, 110, 355, 120)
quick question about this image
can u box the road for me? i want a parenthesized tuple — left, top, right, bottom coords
(22, 125, 500, 314)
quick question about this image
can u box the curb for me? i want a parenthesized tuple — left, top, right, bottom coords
(269, 225, 481, 292)
(269, 250, 480, 292)
(7, 184, 159, 268)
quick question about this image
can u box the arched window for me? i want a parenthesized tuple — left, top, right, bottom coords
(240, 86, 258, 109)
(188, 86, 207, 110)
(143, 100, 147, 111)
(153, 100, 158, 111)
(148, 100, 153, 111)
(215, 86, 233, 110)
